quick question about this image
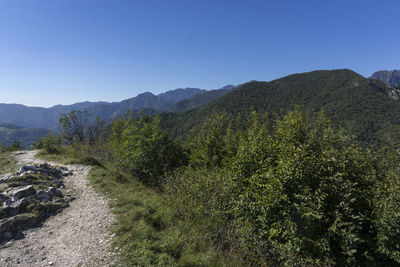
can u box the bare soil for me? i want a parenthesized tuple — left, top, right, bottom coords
(0, 150, 116, 267)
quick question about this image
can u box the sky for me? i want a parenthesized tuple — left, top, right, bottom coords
(0, 0, 399, 107)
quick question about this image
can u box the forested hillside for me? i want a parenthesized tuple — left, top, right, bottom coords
(162, 69, 400, 146)
(0, 123, 50, 148)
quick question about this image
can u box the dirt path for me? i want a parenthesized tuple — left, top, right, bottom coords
(0, 150, 116, 266)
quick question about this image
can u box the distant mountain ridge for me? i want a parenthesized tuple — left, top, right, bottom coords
(371, 70, 400, 86)
(0, 86, 231, 130)
(168, 85, 236, 112)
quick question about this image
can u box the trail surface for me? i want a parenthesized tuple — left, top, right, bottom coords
(0, 150, 116, 266)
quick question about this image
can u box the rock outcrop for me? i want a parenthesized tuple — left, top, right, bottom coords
(0, 163, 72, 242)
(371, 70, 400, 86)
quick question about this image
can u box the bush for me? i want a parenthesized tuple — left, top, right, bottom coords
(166, 109, 393, 265)
(0, 139, 23, 152)
(34, 134, 63, 154)
(112, 115, 188, 186)
(227, 109, 378, 265)
(376, 149, 400, 264)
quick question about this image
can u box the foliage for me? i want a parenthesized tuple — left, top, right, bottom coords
(33, 133, 63, 154)
(110, 115, 187, 186)
(0, 139, 23, 152)
(59, 110, 106, 146)
(165, 108, 399, 266)
(375, 149, 400, 264)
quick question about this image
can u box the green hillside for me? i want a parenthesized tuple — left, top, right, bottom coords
(168, 87, 234, 112)
(162, 69, 400, 146)
(0, 124, 50, 148)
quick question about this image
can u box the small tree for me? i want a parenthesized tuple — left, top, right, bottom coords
(59, 110, 90, 145)
(117, 115, 187, 186)
(59, 110, 106, 146)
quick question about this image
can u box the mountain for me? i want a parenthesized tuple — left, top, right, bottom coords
(168, 85, 236, 112)
(0, 101, 105, 130)
(159, 88, 207, 102)
(0, 87, 209, 130)
(371, 70, 400, 86)
(0, 123, 50, 148)
(162, 69, 400, 146)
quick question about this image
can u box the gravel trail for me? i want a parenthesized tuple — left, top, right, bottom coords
(0, 150, 116, 267)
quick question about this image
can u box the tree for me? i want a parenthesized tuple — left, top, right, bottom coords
(59, 110, 106, 146)
(115, 115, 187, 186)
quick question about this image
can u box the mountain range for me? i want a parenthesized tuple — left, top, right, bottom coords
(0, 85, 235, 146)
(0, 86, 235, 130)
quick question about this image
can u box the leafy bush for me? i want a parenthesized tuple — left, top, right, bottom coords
(34, 134, 63, 154)
(111, 115, 188, 186)
(59, 110, 106, 146)
(166, 109, 397, 265)
(0, 139, 23, 152)
(375, 149, 400, 264)
(227, 109, 379, 265)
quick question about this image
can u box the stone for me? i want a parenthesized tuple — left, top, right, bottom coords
(0, 176, 13, 183)
(10, 198, 27, 210)
(35, 190, 50, 202)
(19, 165, 37, 174)
(53, 189, 62, 197)
(60, 168, 72, 176)
(0, 193, 9, 202)
(3, 198, 11, 208)
(12, 185, 36, 200)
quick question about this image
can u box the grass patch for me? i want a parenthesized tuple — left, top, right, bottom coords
(66, 156, 104, 167)
(35, 150, 73, 164)
(36, 149, 103, 167)
(87, 166, 234, 266)
(0, 152, 17, 175)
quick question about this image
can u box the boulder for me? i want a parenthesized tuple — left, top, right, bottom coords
(1, 198, 28, 218)
(60, 167, 72, 176)
(3, 198, 11, 208)
(0, 175, 13, 183)
(12, 185, 36, 200)
(19, 165, 37, 174)
(9, 198, 27, 210)
(0, 193, 9, 202)
(35, 190, 50, 202)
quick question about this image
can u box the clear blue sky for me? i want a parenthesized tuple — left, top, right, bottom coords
(0, 0, 399, 107)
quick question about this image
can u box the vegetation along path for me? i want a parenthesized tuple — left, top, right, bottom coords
(0, 150, 116, 266)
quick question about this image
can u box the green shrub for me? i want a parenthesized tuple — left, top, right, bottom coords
(375, 149, 400, 264)
(34, 133, 63, 154)
(0, 139, 23, 152)
(167, 109, 393, 265)
(227, 109, 378, 265)
(112, 115, 187, 186)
